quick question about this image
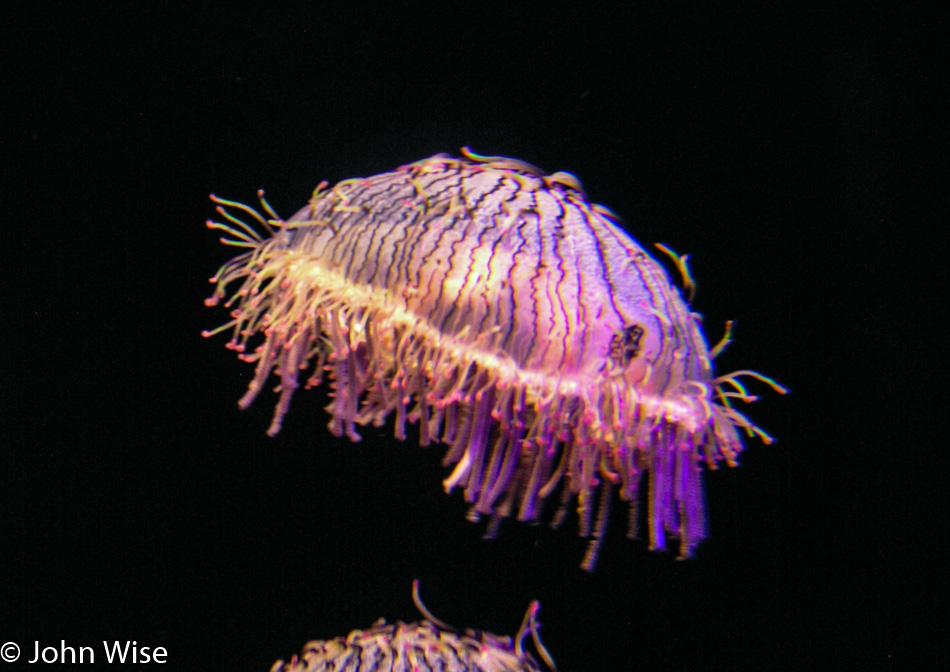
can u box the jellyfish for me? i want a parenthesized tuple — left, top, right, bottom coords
(204, 148, 785, 568)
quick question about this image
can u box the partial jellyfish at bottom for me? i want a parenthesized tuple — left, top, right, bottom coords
(270, 582, 554, 672)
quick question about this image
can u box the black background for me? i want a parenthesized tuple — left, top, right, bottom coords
(1, 4, 936, 670)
